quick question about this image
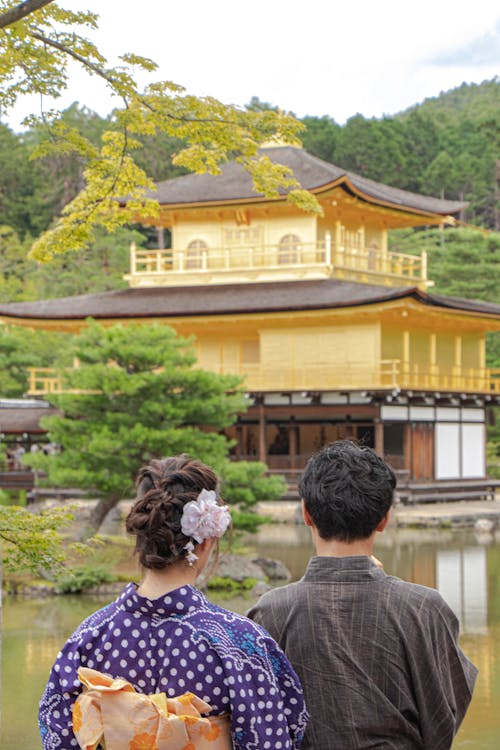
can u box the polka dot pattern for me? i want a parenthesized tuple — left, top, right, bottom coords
(39, 583, 308, 750)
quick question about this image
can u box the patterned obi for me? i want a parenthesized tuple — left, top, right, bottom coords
(73, 667, 233, 750)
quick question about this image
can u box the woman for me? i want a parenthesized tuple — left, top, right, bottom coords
(39, 455, 308, 749)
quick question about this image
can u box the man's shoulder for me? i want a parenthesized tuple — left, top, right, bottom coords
(381, 574, 455, 618)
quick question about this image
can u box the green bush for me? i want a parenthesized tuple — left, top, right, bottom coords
(208, 576, 259, 592)
(221, 460, 287, 508)
(230, 509, 268, 533)
(55, 564, 115, 594)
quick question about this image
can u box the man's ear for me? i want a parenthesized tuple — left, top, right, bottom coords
(302, 499, 313, 527)
(375, 511, 391, 533)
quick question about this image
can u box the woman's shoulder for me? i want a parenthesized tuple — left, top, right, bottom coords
(66, 584, 133, 645)
(189, 591, 280, 649)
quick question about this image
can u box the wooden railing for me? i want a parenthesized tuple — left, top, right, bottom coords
(27, 362, 500, 396)
(128, 241, 428, 286)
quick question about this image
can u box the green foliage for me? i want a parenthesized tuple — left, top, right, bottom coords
(389, 227, 500, 304)
(221, 460, 287, 508)
(229, 509, 268, 533)
(421, 151, 455, 199)
(23, 320, 249, 535)
(55, 563, 115, 594)
(302, 78, 500, 228)
(207, 575, 259, 592)
(0, 504, 74, 575)
(0, 324, 72, 395)
(486, 440, 500, 479)
(0, 2, 318, 262)
(0, 221, 147, 301)
(300, 115, 340, 163)
(0, 225, 38, 301)
(30, 225, 143, 298)
(401, 79, 500, 128)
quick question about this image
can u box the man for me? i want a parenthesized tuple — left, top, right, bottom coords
(248, 440, 477, 750)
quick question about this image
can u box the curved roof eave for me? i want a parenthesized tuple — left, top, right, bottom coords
(148, 176, 462, 221)
(0, 280, 499, 323)
(147, 146, 467, 218)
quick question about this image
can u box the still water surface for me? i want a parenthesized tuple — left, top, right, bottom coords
(2, 524, 499, 749)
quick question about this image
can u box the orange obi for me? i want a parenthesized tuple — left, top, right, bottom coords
(73, 667, 233, 750)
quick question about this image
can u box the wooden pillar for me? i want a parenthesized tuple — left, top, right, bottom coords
(325, 230, 332, 265)
(479, 336, 486, 390)
(289, 418, 297, 472)
(479, 336, 486, 368)
(429, 332, 437, 388)
(334, 220, 342, 265)
(374, 419, 384, 457)
(130, 241, 137, 274)
(156, 226, 165, 250)
(258, 402, 267, 464)
(404, 423, 413, 479)
(454, 335, 462, 388)
(235, 423, 242, 460)
(402, 330, 410, 384)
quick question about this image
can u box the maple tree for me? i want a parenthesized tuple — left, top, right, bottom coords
(0, 1, 319, 263)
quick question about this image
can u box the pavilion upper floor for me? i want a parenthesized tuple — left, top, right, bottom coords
(124, 145, 466, 291)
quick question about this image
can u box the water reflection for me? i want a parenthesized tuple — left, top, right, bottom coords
(1, 526, 499, 750)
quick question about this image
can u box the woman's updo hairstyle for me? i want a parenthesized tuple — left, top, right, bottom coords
(125, 454, 219, 570)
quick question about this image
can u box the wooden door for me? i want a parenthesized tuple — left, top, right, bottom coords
(405, 423, 434, 480)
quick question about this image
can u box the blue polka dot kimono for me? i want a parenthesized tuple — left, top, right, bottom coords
(39, 583, 308, 749)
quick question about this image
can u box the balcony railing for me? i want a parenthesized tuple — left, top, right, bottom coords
(27, 363, 500, 397)
(127, 240, 428, 288)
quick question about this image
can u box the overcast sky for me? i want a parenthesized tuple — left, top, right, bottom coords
(5, 0, 500, 128)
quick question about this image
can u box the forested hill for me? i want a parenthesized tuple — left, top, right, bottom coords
(300, 77, 500, 231)
(399, 77, 500, 126)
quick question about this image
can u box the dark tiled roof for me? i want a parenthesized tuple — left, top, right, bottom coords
(149, 146, 466, 216)
(0, 406, 59, 433)
(1, 280, 499, 321)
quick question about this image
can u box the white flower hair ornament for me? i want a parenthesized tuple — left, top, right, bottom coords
(181, 489, 231, 564)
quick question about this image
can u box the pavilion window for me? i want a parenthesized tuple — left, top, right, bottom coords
(186, 239, 207, 269)
(278, 234, 302, 264)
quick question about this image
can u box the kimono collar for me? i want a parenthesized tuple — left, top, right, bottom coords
(116, 582, 208, 617)
(303, 555, 387, 583)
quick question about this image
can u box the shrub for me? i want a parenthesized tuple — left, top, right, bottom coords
(207, 576, 259, 592)
(55, 564, 115, 594)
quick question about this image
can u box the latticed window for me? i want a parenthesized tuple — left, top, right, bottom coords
(186, 239, 207, 269)
(278, 234, 301, 264)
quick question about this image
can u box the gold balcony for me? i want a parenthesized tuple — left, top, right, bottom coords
(235, 362, 500, 394)
(26, 363, 500, 397)
(125, 241, 429, 289)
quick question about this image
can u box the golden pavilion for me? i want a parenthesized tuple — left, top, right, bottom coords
(2, 145, 500, 499)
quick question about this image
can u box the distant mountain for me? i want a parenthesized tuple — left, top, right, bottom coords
(300, 77, 500, 230)
(398, 77, 500, 126)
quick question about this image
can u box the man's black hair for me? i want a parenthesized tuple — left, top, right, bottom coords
(299, 440, 396, 541)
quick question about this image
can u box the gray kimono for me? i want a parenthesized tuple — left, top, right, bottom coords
(248, 555, 477, 750)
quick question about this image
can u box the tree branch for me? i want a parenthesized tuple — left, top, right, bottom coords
(0, 0, 54, 29)
(30, 29, 120, 89)
(30, 30, 237, 127)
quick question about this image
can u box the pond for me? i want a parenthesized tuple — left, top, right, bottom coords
(1, 524, 499, 749)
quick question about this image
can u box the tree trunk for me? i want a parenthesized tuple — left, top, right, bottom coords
(79, 495, 122, 540)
